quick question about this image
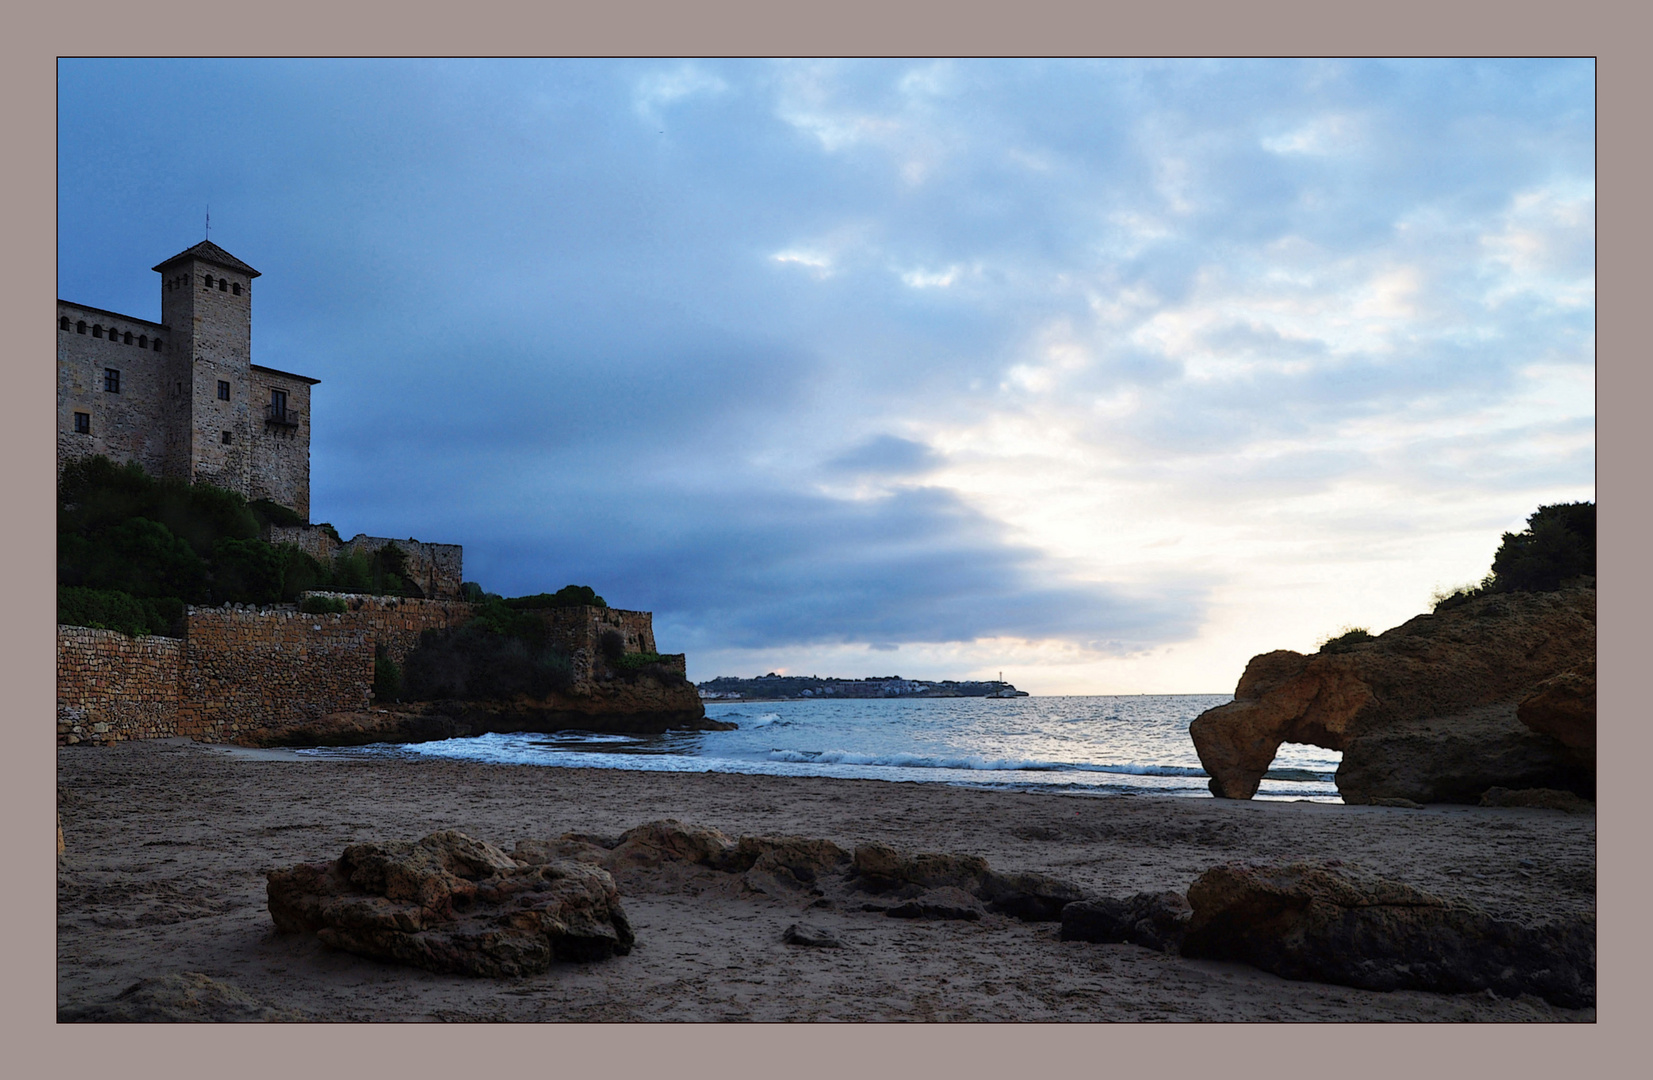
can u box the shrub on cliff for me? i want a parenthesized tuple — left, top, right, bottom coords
(57, 586, 181, 638)
(399, 623, 574, 701)
(1318, 627, 1373, 654)
(299, 595, 348, 615)
(1489, 502, 1595, 592)
(502, 585, 608, 610)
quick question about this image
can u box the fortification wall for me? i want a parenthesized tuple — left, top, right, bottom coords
(339, 536, 465, 600)
(57, 302, 182, 483)
(525, 606, 658, 684)
(56, 626, 183, 745)
(175, 607, 373, 741)
(299, 593, 477, 664)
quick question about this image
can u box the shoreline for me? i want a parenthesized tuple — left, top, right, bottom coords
(57, 739, 1595, 1021)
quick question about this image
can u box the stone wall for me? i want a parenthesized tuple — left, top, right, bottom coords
(266, 523, 342, 562)
(338, 536, 465, 601)
(176, 607, 374, 742)
(299, 593, 478, 664)
(247, 366, 314, 519)
(56, 626, 183, 745)
(55, 600, 680, 746)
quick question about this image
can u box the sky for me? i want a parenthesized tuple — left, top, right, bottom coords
(56, 59, 1595, 693)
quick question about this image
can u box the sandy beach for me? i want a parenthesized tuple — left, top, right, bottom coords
(57, 738, 1596, 1022)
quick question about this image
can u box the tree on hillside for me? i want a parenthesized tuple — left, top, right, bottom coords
(1490, 502, 1595, 592)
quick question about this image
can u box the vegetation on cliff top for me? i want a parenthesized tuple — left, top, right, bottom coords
(57, 456, 425, 634)
(1433, 501, 1595, 611)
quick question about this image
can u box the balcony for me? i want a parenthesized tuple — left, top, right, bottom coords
(265, 404, 300, 428)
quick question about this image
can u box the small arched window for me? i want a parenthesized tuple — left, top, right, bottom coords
(152, 339, 162, 351)
(204, 275, 214, 289)
(76, 321, 86, 334)
(92, 325, 103, 338)
(138, 335, 148, 348)
(123, 331, 133, 345)
(219, 279, 228, 292)
(231, 282, 241, 296)
(59, 316, 71, 331)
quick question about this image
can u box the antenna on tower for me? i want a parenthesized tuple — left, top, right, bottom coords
(205, 205, 211, 240)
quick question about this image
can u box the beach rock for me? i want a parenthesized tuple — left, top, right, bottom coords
(1479, 787, 1595, 813)
(782, 922, 842, 947)
(977, 870, 1086, 922)
(1517, 658, 1595, 760)
(602, 819, 734, 870)
(885, 886, 986, 921)
(1190, 585, 1595, 801)
(1060, 891, 1191, 951)
(850, 842, 992, 894)
(1179, 861, 1595, 1008)
(717, 834, 852, 880)
(59, 973, 305, 1022)
(267, 829, 635, 977)
(849, 841, 1083, 921)
(1335, 704, 1595, 805)
(511, 834, 612, 866)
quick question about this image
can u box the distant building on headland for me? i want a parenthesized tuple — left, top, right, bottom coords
(57, 241, 317, 518)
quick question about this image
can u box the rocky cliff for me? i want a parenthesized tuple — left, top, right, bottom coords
(247, 670, 726, 747)
(1189, 584, 1595, 803)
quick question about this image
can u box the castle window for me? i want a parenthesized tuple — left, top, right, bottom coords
(231, 282, 241, 296)
(152, 338, 162, 351)
(219, 279, 228, 292)
(218, 380, 230, 401)
(104, 368, 121, 393)
(92, 325, 103, 338)
(221, 430, 233, 445)
(74, 412, 90, 434)
(76, 321, 86, 334)
(123, 331, 133, 345)
(138, 335, 148, 348)
(203, 275, 214, 289)
(60, 316, 71, 331)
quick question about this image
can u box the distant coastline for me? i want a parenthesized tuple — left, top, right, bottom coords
(696, 674, 1027, 702)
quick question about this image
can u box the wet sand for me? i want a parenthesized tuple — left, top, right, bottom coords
(57, 738, 1596, 1021)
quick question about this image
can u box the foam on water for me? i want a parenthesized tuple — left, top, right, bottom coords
(299, 694, 1344, 801)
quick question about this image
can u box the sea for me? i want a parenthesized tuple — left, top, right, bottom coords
(299, 694, 1344, 802)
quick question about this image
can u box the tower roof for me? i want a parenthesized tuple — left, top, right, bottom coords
(152, 240, 261, 278)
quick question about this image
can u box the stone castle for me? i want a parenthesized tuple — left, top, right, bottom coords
(57, 240, 316, 518)
(56, 240, 704, 746)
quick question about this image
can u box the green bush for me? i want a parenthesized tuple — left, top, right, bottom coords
(57, 586, 178, 637)
(503, 584, 607, 610)
(299, 595, 348, 615)
(373, 643, 402, 702)
(1489, 502, 1595, 593)
(399, 623, 573, 701)
(250, 498, 306, 530)
(1318, 627, 1373, 654)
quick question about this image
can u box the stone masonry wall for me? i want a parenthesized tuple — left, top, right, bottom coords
(338, 536, 465, 601)
(175, 607, 374, 742)
(247, 367, 314, 519)
(266, 523, 342, 562)
(299, 593, 477, 664)
(525, 606, 660, 685)
(57, 626, 183, 745)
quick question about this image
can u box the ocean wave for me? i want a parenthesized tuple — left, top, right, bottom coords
(764, 748, 1211, 777)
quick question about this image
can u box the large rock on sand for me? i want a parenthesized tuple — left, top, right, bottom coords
(1190, 585, 1595, 801)
(1060, 891, 1191, 951)
(1179, 862, 1595, 1009)
(1517, 658, 1596, 761)
(850, 841, 1083, 921)
(267, 830, 634, 976)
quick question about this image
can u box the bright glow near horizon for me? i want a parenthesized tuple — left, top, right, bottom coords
(57, 59, 1594, 695)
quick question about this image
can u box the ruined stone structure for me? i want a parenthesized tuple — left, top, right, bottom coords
(265, 528, 465, 601)
(57, 241, 317, 518)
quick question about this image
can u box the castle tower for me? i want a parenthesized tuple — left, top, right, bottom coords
(153, 241, 259, 496)
(57, 241, 316, 519)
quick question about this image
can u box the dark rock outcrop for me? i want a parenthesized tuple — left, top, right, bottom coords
(1179, 861, 1595, 1008)
(1517, 658, 1595, 761)
(59, 973, 305, 1022)
(848, 841, 1082, 921)
(1190, 585, 1595, 801)
(883, 886, 986, 921)
(267, 830, 635, 977)
(1060, 891, 1191, 951)
(249, 676, 730, 748)
(1479, 786, 1594, 812)
(782, 922, 842, 947)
